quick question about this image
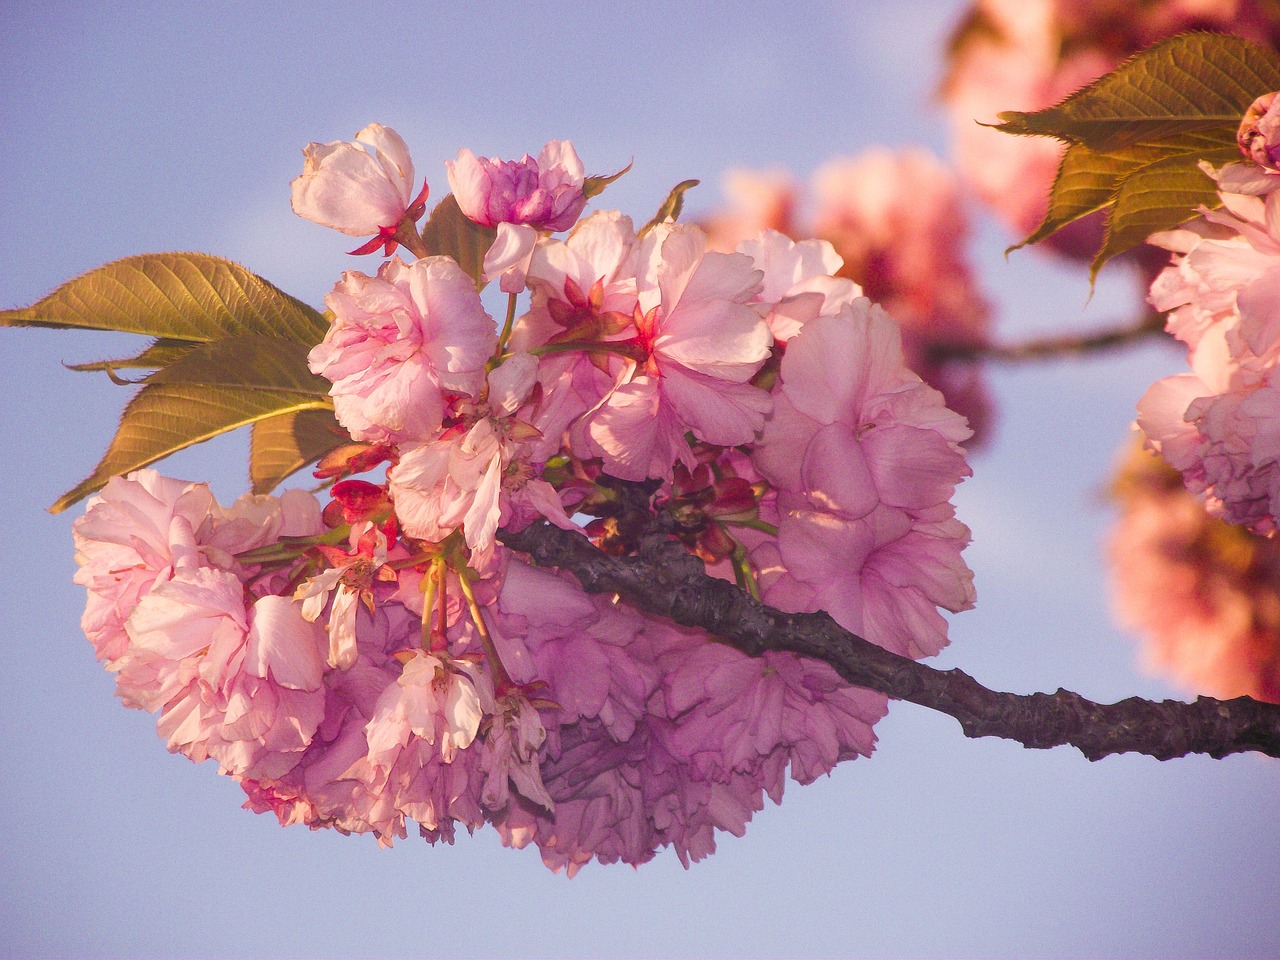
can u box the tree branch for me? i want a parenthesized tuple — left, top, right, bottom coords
(928, 312, 1168, 365)
(499, 521, 1280, 762)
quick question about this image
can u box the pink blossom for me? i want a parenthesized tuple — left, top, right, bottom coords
(582, 222, 772, 480)
(309, 256, 497, 445)
(73, 471, 218, 663)
(388, 353, 576, 564)
(73, 472, 325, 664)
(510, 210, 642, 461)
(736, 230, 859, 342)
(1138, 190, 1280, 534)
(117, 566, 329, 780)
(447, 140, 587, 232)
(1240, 92, 1280, 172)
(752, 301, 975, 656)
(291, 123, 428, 255)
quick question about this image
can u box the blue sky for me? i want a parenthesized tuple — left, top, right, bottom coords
(2, 2, 1277, 957)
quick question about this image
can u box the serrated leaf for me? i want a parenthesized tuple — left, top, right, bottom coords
(250, 408, 349, 494)
(1091, 152, 1225, 280)
(582, 160, 633, 199)
(993, 33, 1280, 151)
(992, 32, 1280, 277)
(638, 179, 700, 238)
(51, 385, 331, 513)
(65, 339, 199, 381)
(419, 194, 498, 288)
(142, 335, 330, 395)
(1012, 139, 1238, 253)
(0, 253, 328, 345)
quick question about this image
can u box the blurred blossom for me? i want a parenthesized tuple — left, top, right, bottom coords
(1108, 442, 1280, 702)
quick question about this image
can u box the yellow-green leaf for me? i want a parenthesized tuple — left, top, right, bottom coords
(65, 339, 199, 381)
(582, 161, 633, 199)
(143, 335, 330, 395)
(0, 253, 329, 345)
(992, 31, 1280, 277)
(420, 195, 498, 288)
(250, 408, 349, 494)
(1012, 138, 1238, 256)
(1092, 152, 1224, 278)
(993, 33, 1280, 151)
(51, 385, 331, 513)
(638, 179, 700, 238)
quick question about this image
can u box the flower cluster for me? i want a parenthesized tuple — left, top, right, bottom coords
(1108, 442, 1280, 703)
(74, 125, 975, 872)
(700, 147, 993, 444)
(1137, 114, 1280, 535)
(940, 0, 1280, 256)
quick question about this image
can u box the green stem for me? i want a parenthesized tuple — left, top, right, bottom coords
(724, 517, 779, 537)
(497, 292, 518, 355)
(456, 563, 512, 689)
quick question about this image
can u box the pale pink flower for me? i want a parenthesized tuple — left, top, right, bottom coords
(73, 471, 218, 663)
(73, 472, 325, 664)
(294, 523, 390, 670)
(736, 230, 859, 342)
(290, 123, 428, 255)
(117, 565, 329, 780)
(388, 353, 576, 563)
(582, 222, 772, 480)
(1138, 190, 1280, 534)
(510, 210, 642, 461)
(447, 140, 587, 232)
(309, 256, 497, 445)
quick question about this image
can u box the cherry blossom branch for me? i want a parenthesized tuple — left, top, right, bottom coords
(928, 312, 1168, 365)
(500, 521, 1280, 761)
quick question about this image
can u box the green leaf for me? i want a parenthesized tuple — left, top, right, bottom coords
(1092, 152, 1225, 278)
(142, 335, 330, 395)
(638, 179, 700, 238)
(250, 408, 349, 494)
(990, 31, 1280, 276)
(51, 385, 331, 513)
(993, 33, 1280, 151)
(1011, 139, 1238, 256)
(0, 253, 329, 345)
(419, 194, 498, 288)
(582, 160, 633, 199)
(65, 339, 199, 382)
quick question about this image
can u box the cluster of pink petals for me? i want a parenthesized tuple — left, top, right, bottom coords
(74, 133, 979, 873)
(752, 301, 976, 657)
(1138, 181, 1280, 534)
(308, 256, 496, 445)
(938, 0, 1280, 257)
(447, 140, 586, 233)
(1107, 444, 1280, 703)
(75, 472, 331, 777)
(701, 149, 994, 444)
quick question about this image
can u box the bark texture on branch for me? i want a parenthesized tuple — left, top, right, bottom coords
(500, 521, 1280, 762)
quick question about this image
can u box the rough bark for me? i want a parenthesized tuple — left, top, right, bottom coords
(500, 521, 1280, 761)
